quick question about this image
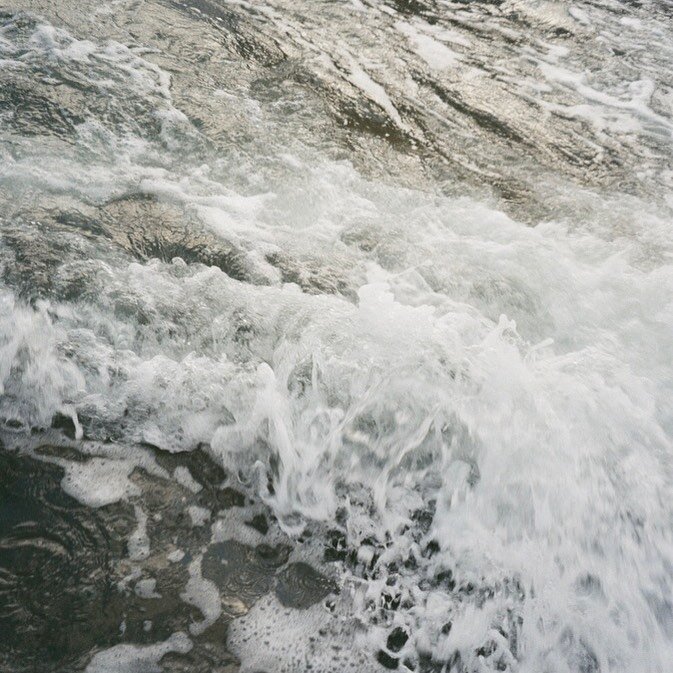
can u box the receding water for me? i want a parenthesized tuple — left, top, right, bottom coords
(1, 1, 673, 671)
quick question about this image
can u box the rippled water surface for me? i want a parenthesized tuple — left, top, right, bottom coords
(1, 0, 673, 671)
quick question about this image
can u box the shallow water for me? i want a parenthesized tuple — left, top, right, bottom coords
(0, 1, 672, 672)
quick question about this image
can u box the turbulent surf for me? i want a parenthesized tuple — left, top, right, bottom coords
(1, 1, 673, 672)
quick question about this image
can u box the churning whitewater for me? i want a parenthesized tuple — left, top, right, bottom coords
(1, 1, 673, 672)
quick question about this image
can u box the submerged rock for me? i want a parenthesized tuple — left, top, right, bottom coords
(274, 562, 337, 609)
(100, 193, 252, 281)
(201, 540, 286, 609)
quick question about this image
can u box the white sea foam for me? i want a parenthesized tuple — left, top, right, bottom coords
(174, 466, 203, 493)
(39, 442, 168, 508)
(228, 593, 379, 673)
(84, 632, 192, 673)
(181, 554, 222, 636)
(1, 7, 673, 672)
(187, 505, 211, 527)
(2, 155, 673, 668)
(135, 578, 162, 599)
(129, 505, 150, 561)
(396, 21, 461, 70)
(167, 549, 185, 563)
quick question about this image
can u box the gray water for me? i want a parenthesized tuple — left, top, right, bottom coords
(1, 1, 673, 671)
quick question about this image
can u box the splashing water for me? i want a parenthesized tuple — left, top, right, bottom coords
(1, 1, 673, 672)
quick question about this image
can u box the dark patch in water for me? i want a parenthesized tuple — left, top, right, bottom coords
(0, 217, 97, 302)
(245, 513, 269, 535)
(0, 81, 85, 140)
(174, 0, 287, 66)
(265, 249, 355, 298)
(100, 193, 251, 281)
(160, 639, 240, 673)
(422, 77, 528, 147)
(274, 561, 336, 609)
(385, 0, 440, 20)
(202, 540, 290, 608)
(50, 413, 79, 440)
(387, 626, 409, 652)
(377, 648, 399, 670)
(0, 451, 133, 672)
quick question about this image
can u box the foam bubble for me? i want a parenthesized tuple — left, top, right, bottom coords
(84, 632, 192, 673)
(180, 554, 222, 636)
(135, 578, 161, 599)
(228, 593, 379, 673)
(174, 466, 203, 493)
(187, 505, 211, 527)
(128, 505, 150, 561)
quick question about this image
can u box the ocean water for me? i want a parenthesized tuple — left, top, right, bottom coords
(1, 1, 673, 672)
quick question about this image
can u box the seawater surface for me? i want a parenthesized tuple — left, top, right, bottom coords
(1, 1, 673, 672)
